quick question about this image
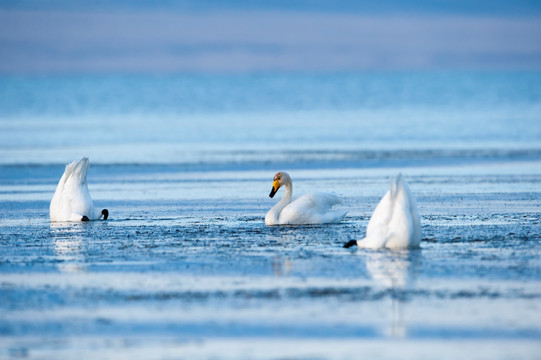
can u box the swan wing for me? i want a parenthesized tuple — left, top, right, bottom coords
(65, 158, 96, 219)
(50, 160, 80, 220)
(63, 157, 89, 189)
(402, 178, 422, 245)
(279, 192, 346, 224)
(50, 159, 79, 203)
(365, 190, 392, 237)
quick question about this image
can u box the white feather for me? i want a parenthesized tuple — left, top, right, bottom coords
(50, 157, 106, 222)
(357, 174, 421, 249)
(265, 172, 347, 225)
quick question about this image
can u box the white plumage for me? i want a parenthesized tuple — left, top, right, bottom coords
(49, 157, 108, 222)
(265, 171, 347, 225)
(346, 174, 421, 249)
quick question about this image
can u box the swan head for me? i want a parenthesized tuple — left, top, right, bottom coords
(269, 171, 291, 198)
(101, 209, 109, 220)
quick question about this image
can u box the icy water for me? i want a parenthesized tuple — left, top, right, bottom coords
(1, 72, 541, 359)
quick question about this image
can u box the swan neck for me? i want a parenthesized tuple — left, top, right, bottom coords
(266, 182, 292, 225)
(265, 178, 294, 225)
(282, 182, 292, 202)
(275, 182, 292, 211)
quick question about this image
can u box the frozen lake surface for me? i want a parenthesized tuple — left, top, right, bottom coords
(1, 72, 541, 359)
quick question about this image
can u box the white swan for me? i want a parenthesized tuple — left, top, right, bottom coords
(50, 157, 108, 222)
(265, 171, 347, 225)
(345, 174, 421, 249)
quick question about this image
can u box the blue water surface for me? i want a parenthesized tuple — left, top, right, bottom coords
(0, 71, 540, 359)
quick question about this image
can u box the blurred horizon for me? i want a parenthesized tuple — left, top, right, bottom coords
(1, 0, 541, 74)
(3, 0, 541, 15)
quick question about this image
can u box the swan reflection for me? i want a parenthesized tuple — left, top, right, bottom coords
(273, 256, 293, 276)
(365, 250, 421, 338)
(50, 222, 88, 273)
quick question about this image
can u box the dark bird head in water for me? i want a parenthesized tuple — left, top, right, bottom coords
(343, 240, 358, 248)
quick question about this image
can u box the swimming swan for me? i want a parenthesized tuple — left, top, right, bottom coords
(50, 157, 109, 222)
(265, 171, 347, 225)
(345, 174, 420, 249)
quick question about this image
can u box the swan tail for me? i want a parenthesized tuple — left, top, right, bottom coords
(71, 157, 89, 185)
(396, 174, 422, 245)
(336, 210, 348, 221)
(390, 174, 423, 248)
(55, 159, 80, 189)
(390, 173, 403, 200)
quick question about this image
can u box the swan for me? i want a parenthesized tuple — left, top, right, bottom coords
(265, 171, 347, 225)
(345, 174, 420, 249)
(50, 157, 109, 222)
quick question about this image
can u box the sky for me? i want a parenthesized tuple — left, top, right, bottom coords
(1, 0, 541, 73)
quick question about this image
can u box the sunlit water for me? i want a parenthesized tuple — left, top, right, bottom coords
(1, 72, 541, 359)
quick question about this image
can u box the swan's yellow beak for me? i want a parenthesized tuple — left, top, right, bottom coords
(269, 179, 280, 198)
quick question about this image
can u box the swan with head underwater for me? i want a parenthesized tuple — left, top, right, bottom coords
(50, 157, 109, 222)
(345, 174, 421, 249)
(265, 171, 347, 225)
